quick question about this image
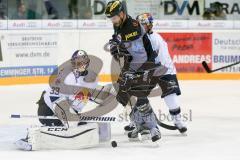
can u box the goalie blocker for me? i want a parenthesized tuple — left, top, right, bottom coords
(15, 123, 111, 151)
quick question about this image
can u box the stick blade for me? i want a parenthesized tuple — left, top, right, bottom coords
(202, 61, 211, 73)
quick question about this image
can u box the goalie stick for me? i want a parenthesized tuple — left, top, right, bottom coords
(11, 114, 177, 130)
(202, 61, 240, 73)
(11, 114, 59, 119)
(10, 114, 117, 123)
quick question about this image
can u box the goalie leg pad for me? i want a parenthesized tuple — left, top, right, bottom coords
(98, 123, 111, 142)
(37, 91, 63, 126)
(25, 123, 99, 150)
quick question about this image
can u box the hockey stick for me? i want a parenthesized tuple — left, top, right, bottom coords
(154, 114, 177, 130)
(11, 113, 177, 130)
(10, 114, 116, 123)
(11, 114, 59, 119)
(202, 61, 240, 73)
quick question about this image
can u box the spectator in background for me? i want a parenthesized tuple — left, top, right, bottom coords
(68, 0, 79, 19)
(0, 0, 7, 19)
(211, 2, 226, 20)
(11, 1, 41, 19)
(80, 7, 92, 19)
(68, 0, 92, 19)
(0, 11, 7, 19)
(202, 2, 226, 20)
(202, 8, 215, 20)
(43, 0, 58, 19)
(27, 0, 41, 19)
(11, 2, 27, 19)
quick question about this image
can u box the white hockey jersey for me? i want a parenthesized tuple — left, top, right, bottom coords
(43, 71, 98, 112)
(148, 32, 177, 75)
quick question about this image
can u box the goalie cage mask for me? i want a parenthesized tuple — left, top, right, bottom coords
(71, 50, 90, 76)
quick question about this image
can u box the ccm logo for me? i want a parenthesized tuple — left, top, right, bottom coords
(47, 128, 68, 131)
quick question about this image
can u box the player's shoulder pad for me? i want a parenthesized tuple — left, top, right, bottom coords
(120, 16, 142, 42)
(83, 70, 97, 83)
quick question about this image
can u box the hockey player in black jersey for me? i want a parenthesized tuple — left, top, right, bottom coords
(105, 0, 167, 142)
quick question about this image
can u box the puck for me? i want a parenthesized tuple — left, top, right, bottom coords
(111, 140, 117, 148)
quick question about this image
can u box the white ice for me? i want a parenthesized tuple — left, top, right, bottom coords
(0, 80, 240, 160)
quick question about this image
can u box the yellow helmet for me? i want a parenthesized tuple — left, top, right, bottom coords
(105, 0, 124, 18)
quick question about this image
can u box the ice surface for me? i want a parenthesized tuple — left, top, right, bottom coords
(0, 81, 240, 160)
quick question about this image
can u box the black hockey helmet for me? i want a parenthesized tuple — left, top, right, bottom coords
(105, 0, 124, 18)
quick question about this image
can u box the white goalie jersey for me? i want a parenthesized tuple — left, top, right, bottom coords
(43, 71, 98, 113)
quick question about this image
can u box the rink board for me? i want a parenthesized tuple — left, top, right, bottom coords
(0, 29, 240, 85)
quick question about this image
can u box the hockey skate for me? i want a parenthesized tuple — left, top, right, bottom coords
(150, 127, 161, 142)
(172, 114, 187, 134)
(124, 121, 135, 134)
(127, 127, 140, 141)
(15, 137, 32, 151)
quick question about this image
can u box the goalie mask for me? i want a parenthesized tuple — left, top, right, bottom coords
(71, 50, 90, 76)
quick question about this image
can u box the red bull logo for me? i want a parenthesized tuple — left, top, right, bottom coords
(74, 88, 92, 104)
